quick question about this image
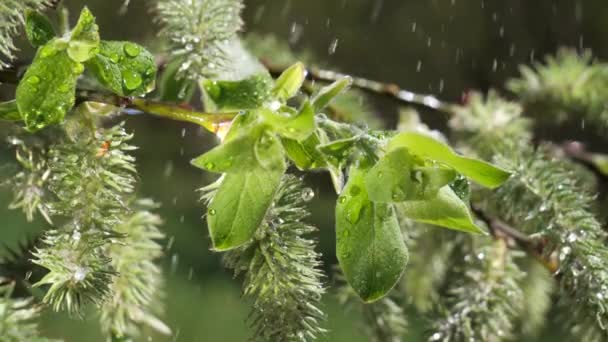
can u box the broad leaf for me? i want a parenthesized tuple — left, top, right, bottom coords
(25, 10, 55, 47)
(272, 62, 306, 101)
(397, 186, 485, 234)
(16, 40, 83, 131)
(0, 100, 21, 121)
(202, 73, 273, 111)
(336, 166, 409, 302)
(67, 7, 100, 63)
(388, 132, 511, 188)
(260, 101, 315, 141)
(86, 41, 157, 96)
(312, 77, 352, 111)
(207, 167, 285, 251)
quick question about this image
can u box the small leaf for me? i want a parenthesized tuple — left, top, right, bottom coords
(159, 58, 196, 102)
(16, 40, 83, 131)
(86, 41, 157, 96)
(282, 133, 327, 170)
(317, 136, 360, 166)
(253, 131, 286, 170)
(336, 166, 409, 302)
(260, 101, 315, 141)
(25, 10, 56, 47)
(388, 132, 511, 188)
(312, 77, 352, 111)
(207, 167, 285, 251)
(67, 7, 100, 63)
(0, 100, 21, 121)
(202, 73, 273, 111)
(272, 62, 306, 101)
(396, 186, 485, 234)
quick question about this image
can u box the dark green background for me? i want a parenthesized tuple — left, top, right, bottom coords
(2, 0, 607, 340)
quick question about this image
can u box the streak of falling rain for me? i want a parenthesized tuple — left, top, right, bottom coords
(370, 0, 384, 23)
(411, 22, 417, 32)
(328, 38, 339, 55)
(416, 60, 422, 72)
(289, 22, 303, 44)
(253, 5, 265, 23)
(181, 128, 186, 137)
(180, 215, 185, 223)
(170, 253, 179, 274)
(163, 161, 174, 178)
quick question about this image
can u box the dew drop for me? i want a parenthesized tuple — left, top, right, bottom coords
(28, 76, 41, 85)
(110, 53, 121, 63)
(301, 188, 315, 202)
(559, 246, 571, 261)
(123, 42, 141, 57)
(338, 196, 347, 204)
(122, 70, 143, 90)
(205, 162, 215, 170)
(208, 208, 216, 216)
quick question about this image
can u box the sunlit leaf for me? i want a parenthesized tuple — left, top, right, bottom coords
(16, 40, 83, 131)
(396, 186, 485, 234)
(86, 41, 156, 96)
(312, 77, 352, 111)
(67, 7, 100, 63)
(207, 166, 285, 251)
(272, 62, 306, 101)
(336, 165, 409, 302)
(260, 101, 315, 141)
(202, 73, 273, 111)
(388, 132, 511, 188)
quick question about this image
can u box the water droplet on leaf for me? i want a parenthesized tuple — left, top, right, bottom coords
(122, 70, 143, 90)
(124, 42, 140, 57)
(208, 208, 216, 216)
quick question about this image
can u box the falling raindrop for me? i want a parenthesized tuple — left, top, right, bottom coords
(328, 38, 339, 55)
(301, 188, 315, 202)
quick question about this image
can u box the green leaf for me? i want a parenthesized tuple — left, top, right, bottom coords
(202, 73, 273, 111)
(282, 132, 326, 170)
(191, 133, 258, 173)
(317, 136, 360, 166)
(67, 7, 100, 63)
(272, 62, 306, 101)
(365, 148, 415, 202)
(260, 101, 315, 141)
(159, 58, 196, 102)
(16, 40, 83, 132)
(25, 10, 55, 47)
(396, 186, 485, 234)
(0, 100, 21, 121)
(336, 166, 409, 302)
(388, 132, 511, 188)
(312, 77, 352, 111)
(207, 167, 285, 251)
(85, 41, 157, 96)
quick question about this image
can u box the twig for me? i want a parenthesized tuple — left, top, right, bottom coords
(261, 60, 455, 113)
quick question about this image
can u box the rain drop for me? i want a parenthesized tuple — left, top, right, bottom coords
(28, 76, 41, 85)
(208, 208, 216, 216)
(328, 38, 339, 55)
(122, 70, 143, 90)
(338, 196, 347, 204)
(123, 42, 141, 57)
(301, 188, 315, 202)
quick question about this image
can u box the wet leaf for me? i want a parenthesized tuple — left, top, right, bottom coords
(202, 73, 273, 111)
(25, 10, 56, 47)
(336, 165, 409, 302)
(67, 7, 100, 63)
(260, 101, 315, 141)
(282, 132, 326, 170)
(207, 165, 285, 251)
(388, 132, 511, 188)
(396, 186, 484, 234)
(159, 58, 196, 102)
(86, 41, 157, 96)
(16, 40, 83, 131)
